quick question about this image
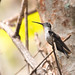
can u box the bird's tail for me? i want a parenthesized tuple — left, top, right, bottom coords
(63, 48, 71, 54)
(64, 51, 69, 58)
(63, 48, 71, 58)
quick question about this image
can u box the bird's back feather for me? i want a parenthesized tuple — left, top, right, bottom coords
(48, 31, 71, 54)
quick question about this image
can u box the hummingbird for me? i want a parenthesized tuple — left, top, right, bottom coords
(32, 21, 71, 58)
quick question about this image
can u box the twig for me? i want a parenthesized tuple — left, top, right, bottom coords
(33, 50, 45, 58)
(30, 51, 53, 75)
(2, 9, 37, 27)
(28, 9, 37, 15)
(13, 0, 26, 39)
(40, 52, 45, 58)
(34, 33, 47, 58)
(34, 51, 40, 57)
(63, 34, 71, 42)
(24, 0, 30, 74)
(15, 64, 27, 75)
(3, 9, 37, 24)
(0, 22, 37, 69)
(52, 36, 62, 75)
(4, 14, 19, 23)
(25, 0, 29, 49)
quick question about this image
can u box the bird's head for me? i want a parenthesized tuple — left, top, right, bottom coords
(32, 21, 51, 29)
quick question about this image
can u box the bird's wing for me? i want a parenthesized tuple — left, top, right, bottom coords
(53, 32, 71, 54)
(48, 31, 71, 54)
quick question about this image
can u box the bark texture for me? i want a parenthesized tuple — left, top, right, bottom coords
(36, 0, 75, 75)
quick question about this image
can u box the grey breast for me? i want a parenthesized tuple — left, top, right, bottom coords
(44, 27, 53, 45)
(45, 30, 53, 45)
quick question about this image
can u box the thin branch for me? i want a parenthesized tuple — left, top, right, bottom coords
(24, 0, 30, 74)
(3, 9, 37, 24)
(15, 64, 27, 75)
(4, 14, 19, 23)
(34, 33, 47, 58)
(28, 9, 37, 15)
(63, 34, 71, 42)
(13, 0, 26, 38)
(34, 51, 40, 57)
(0, 22, 37, 69)
(52, 36, 62, 75)
(25, 0, 29, 49)
(33, 50, 45, 58)
(30, 51, 53, 75)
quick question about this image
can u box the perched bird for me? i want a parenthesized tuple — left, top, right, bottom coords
(33, 21, 71, 58)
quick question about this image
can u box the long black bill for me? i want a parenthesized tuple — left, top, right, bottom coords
(32, 21, 43, 25)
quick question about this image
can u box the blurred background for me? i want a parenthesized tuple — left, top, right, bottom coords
(0, 0, 44, 75)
